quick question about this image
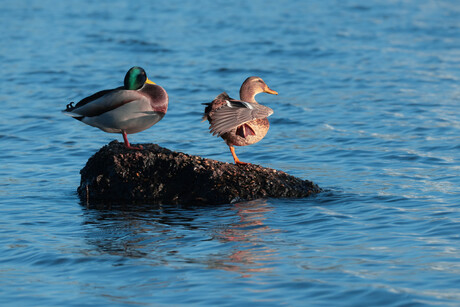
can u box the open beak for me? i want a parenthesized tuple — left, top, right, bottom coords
(145, 78, 156, 85)
(264, 86, 278, 95)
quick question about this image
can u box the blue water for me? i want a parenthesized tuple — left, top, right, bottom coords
(1, 0, 459, 305)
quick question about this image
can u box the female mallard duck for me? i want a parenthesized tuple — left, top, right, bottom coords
(203, 76, 278, 164)
(63, 66, 168, 150)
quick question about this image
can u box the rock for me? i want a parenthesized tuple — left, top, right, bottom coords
(78, 141, 321, 206)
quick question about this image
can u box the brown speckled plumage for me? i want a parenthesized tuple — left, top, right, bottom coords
(222, 118, 270, 147)
(203, 77, 278, 165)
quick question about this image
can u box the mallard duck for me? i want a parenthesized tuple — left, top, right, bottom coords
(63, 66, 168, 150)
(203, 76, 278, 164)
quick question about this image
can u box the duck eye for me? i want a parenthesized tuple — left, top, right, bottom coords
(138, 74, 145, 82)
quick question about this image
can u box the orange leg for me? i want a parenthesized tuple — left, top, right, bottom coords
(122, 131, 143, 150)
(229, 145, 249, 165)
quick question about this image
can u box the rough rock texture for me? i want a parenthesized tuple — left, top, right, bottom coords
(78, 141, 321, 205)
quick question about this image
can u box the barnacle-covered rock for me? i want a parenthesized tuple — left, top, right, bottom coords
(78, 141, 321, 206)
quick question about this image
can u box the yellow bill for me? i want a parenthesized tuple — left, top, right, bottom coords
(145, 78, 156, 85)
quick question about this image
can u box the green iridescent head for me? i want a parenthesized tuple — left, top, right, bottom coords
(123, 66, 155, 90)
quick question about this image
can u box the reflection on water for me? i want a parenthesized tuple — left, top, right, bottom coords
(1, 0, 459, 305)
(209, 200, 280, 277)
(82, 200, 279, 277)
(82, 205, 190, 260)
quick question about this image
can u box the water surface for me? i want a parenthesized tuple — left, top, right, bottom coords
(1, 0, 459, 305)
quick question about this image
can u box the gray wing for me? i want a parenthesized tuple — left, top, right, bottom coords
(63, 89, 141, 118)
(209, 99, 274, 136)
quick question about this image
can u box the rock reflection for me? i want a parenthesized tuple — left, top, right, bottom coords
(81, 200, 280, 277)
(80, 204, 194, 261)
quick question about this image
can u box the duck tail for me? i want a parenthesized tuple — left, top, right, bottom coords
(201, 108, 210, 122)
(201, 92, 231, 122)
(62, 102, 84, 121)
(64, 101, 76, 112)
(201, 101, 214, 122)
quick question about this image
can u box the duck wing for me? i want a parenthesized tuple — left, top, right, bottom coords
(63, 87, 143, 118)
(208, 96, 274, 136)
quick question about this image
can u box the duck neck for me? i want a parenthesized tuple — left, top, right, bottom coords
(239, 86, 258, 103)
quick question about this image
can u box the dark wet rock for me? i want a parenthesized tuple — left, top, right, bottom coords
(78, 141, 321, 205)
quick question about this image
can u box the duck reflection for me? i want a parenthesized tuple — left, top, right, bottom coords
(208, 199, 280, 277)
(81, 199, 280, 277)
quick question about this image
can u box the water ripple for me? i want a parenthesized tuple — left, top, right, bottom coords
(1, 0, 459, 306)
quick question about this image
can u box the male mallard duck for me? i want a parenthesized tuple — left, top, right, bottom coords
(63, 66, 168, 150)
(203, 76, 278, 164)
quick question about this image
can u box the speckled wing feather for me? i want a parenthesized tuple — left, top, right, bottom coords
(202, 92, 230, 121)
(209, 96, 274, 136)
